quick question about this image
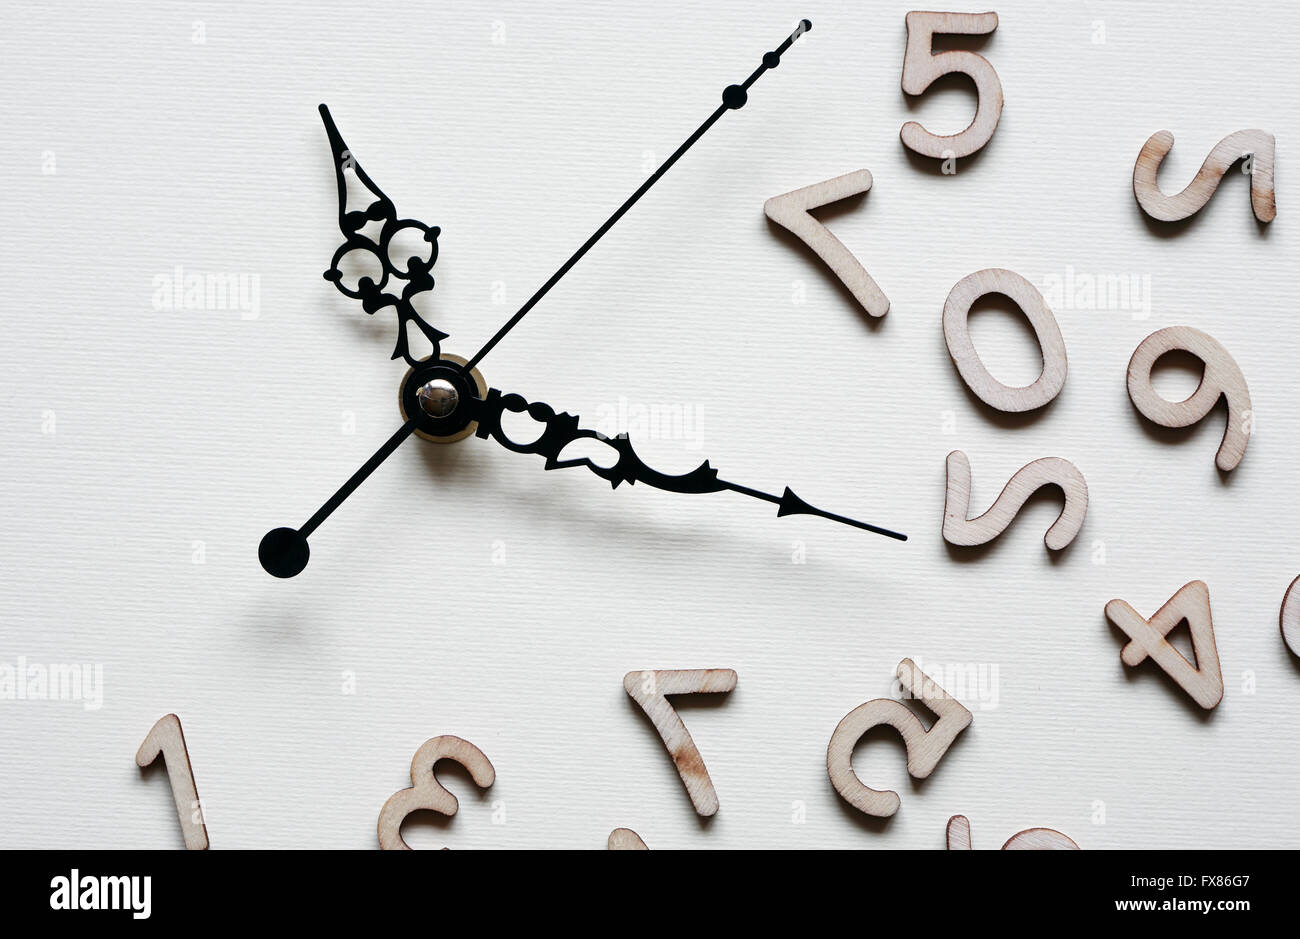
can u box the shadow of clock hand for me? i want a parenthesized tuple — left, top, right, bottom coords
(466, 388, 907, 541)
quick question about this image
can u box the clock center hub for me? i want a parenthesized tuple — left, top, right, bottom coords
(416, 378, 459, 418)
(398, 353, 487, 443)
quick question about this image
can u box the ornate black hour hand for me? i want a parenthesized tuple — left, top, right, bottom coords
(462, 387, 907, 540)
(319, 104, 448, 367)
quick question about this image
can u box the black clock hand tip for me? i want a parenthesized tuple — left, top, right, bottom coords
(775, 486, 907, 541)
(259, 527, 310, 578)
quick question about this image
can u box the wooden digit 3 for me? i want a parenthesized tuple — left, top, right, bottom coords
(377, 735, 495, 850)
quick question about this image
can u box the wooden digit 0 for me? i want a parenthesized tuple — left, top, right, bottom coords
(1126, 326, 1251, 472)
(136, 713, 209, 850)
(947, 815, 1079, 849)
(763, 169, 889, 318)
(827, 658, 972, 818)
(1133, 129, 1276, 223)
(900, 11, 1003, 159)
(943, 451, 1088, 550)
(1104, 580, 1223, 710)
(378, 735, 495, 850)
(942, 268, 1067, 412)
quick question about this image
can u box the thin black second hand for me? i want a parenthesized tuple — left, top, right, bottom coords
(461, 19, 812, 374)
(298, 418, 418, 538)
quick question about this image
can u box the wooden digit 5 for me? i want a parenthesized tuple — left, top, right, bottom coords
(943, 268, 1067, 412)
(1126, 326, 1251, 472)
(943, 451, 1088, 550)
(1105, 581, 1223, 710)
(900, 11, 1003, 159)
(947, 814, 1079, 850)
(827, 658, 972, 818)
(1133, 129, 1276, 223)
(763, 169, 889, 318)
(377, 735, 495, 850)
(136, 713, 209, 850)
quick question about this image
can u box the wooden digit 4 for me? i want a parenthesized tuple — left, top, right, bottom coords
(943, 451, 1088, 550)
(763, 169, 889, 318)
(377, 735, 495, 850)
(947, 815, 1079, 849)
(136, 713, 209, 850)
(1105, 581, 1224, 710)
(900, 11, 1003, 159)
(942, 268, 1067, 412)
(1133, 129, 1276, 223)
(827, 658, 972, 818)
(624, 669, 736, 817)
(1126, 326, 1251, 472)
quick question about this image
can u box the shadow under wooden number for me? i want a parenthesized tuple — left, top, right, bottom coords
(900, 11, 1003, 160)
(1126, 326, 1251, 472)
(1105, 580, 1223, 710)
(1282, 576, 1300, 659)
(608, 828, 649, 850)
(378, 735, 495, 850)
(827, 658, 972, 818)
(943, 451, 1088, 550)
(136, 713, 209, 850)
(763, 169, 889, 318)
(624, 668, 737, 817)
(1133, 129, 1276, 223)
(947, 814, 1079, 849)
(943, 268, 1067, 412)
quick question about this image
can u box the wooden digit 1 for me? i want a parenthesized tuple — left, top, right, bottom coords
(947, 815, 1079, 849)
(377, 735, 495, 850)
(136, 713, 209, 850)
(1133, 129, 1276, 223)
(1282, 575, 1300, 658)
(1104, 581, 1223, 710)
(943, 451, 1088, 550)
(942, 268, 1067, 412)
(624, 669, 736, 817)
(900, 11, 1003, 159)
(1126, 326, 1251, 472)
(827, 658, 972, 818)
(763, 169, 889, 318)
(608, 828, 649, 850)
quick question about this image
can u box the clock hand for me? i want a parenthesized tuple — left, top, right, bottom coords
(463, 386, 907, 541)
(460, 18, 812, 375)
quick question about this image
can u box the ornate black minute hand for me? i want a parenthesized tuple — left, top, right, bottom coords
(464, 388, 907, 540)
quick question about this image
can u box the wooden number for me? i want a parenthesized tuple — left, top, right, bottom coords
(1133, 129, 1276, 223)
(608, 828, 649, 850)
(900, 11, 1003, 159)
(135, 713, 209, 850)
(1126, 326, 1251, 472)
(1105, 581, 1224, 710)
(763, 169, 889, 318)
(943, 268, 1067, 412)
(827, 658, 972, 818)
(624, 668, 736, 817)
(947, 814, 1079, 849)
(943, 451, 1088, 550)
(378, 735, 495, 850)
(1281, 575, 1300, 658)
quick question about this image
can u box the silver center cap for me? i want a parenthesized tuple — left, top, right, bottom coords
(416, 378, 459, 418)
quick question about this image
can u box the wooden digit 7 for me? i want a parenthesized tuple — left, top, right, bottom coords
(827, 659, 972, 817)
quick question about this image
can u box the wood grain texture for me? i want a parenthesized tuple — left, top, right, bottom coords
(827, 659, 972, 817)
(377, 735, 495, 850)
(943, 268, 1067, 412)
(624, 669, 736, 817)
(900, 11, 1002, 159)
(943, 451, 1088, 550)
(1133, 129, 1276, 222)
(946, 814, 1079, 849)
(764, 169, 889, 318)
(1105, 581, 1224, 710)
(607, 827, 649, 849)
(1126, 326, 1251, 472)
(1282, 575, 1300, 659)
(135, 714, 209, 850)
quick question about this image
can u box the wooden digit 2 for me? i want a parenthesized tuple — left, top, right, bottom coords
(947, 815, 1079, 849)
(827, 658, 972, 817)
(943, 451, 1088, 550)
(377, 735, 495, 850)
(1126, 326, 1251, 472)
(943, 268, 1067, 412)
(1133, 129, 1276, 223)
(136, 713, 209, 850)
(900, 11, 1003, 159)
(1105, 581, 1223, 710)
(763, 169, 889, 318)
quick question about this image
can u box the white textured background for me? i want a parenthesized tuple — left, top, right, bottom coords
(2, 0, 1298, 849)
